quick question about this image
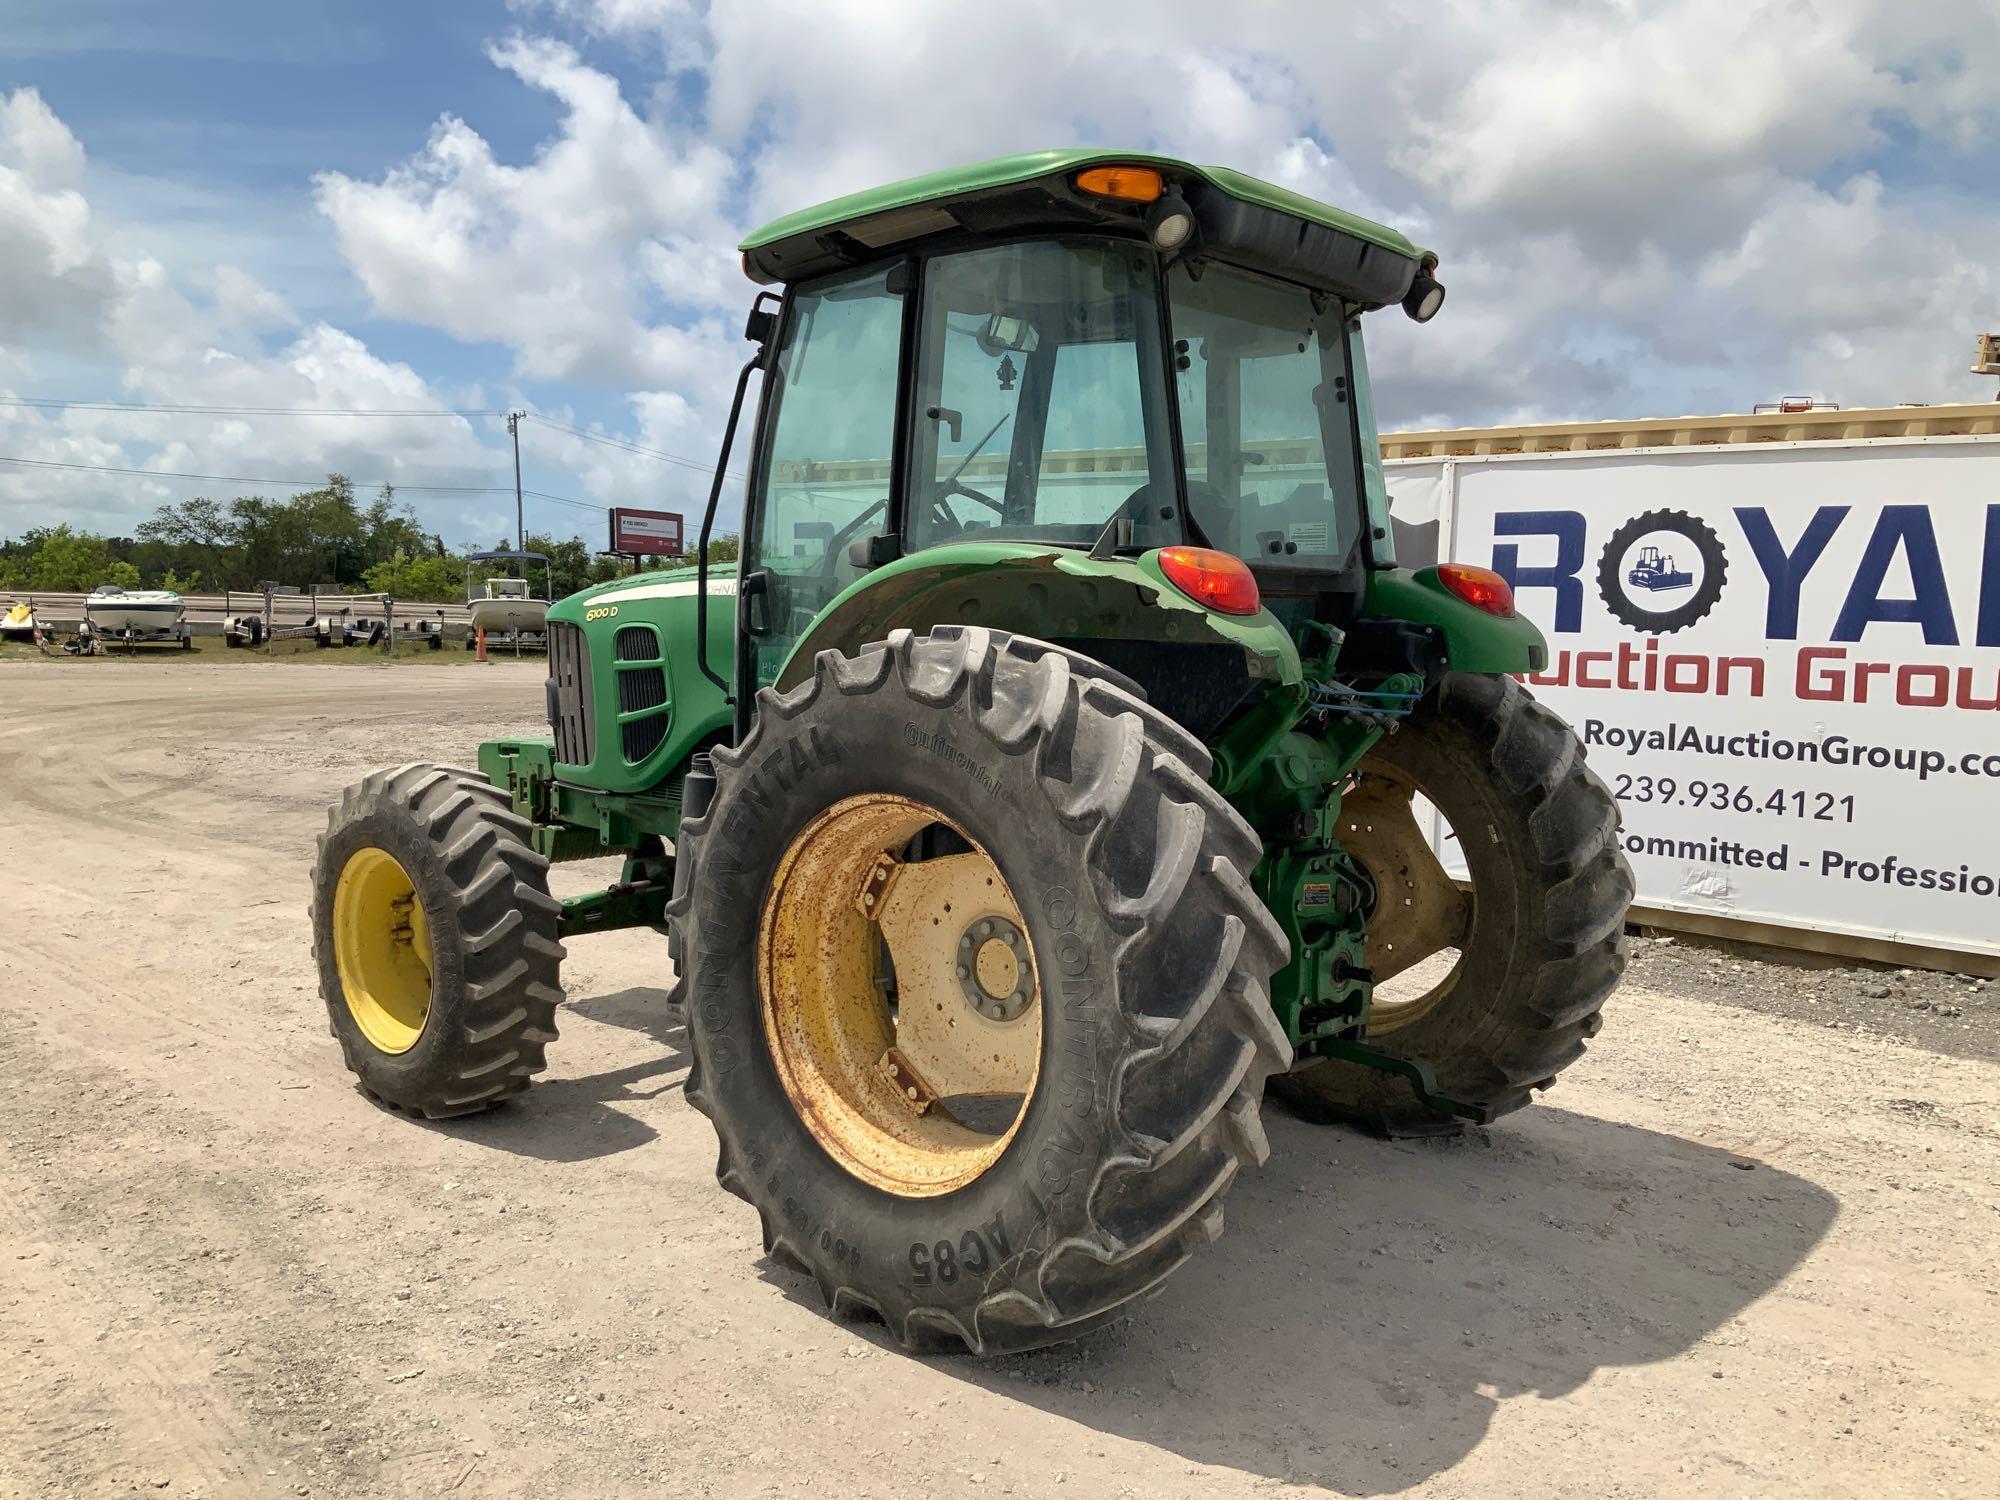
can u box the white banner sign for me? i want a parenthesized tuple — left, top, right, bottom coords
(1388, 438, 2000, 959)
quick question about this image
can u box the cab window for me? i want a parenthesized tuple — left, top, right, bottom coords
(742, 265, 904, 686)
(906, 240, 1177, 553)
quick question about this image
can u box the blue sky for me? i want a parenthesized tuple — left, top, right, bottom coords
(2, 0, 1995, 547)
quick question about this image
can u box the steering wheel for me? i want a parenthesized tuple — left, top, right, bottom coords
(932, 475, 1004, 531)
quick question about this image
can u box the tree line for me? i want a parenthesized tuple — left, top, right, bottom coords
(0, 476, 736, 602)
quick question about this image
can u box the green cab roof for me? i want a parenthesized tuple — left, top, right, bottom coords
(740, 148, 1429, 265)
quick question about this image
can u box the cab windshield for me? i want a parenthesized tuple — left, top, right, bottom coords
(907, 240, 1179, 552)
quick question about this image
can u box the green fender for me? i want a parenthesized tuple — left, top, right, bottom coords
(775, 541, 1303, 691)
(1364, 567, 1548, 676)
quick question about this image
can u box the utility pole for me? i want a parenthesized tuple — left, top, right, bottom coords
(507, 411, 525, 552)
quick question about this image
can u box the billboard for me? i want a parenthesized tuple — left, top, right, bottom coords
(610, 507, 685, 557)
(1387, 436, 2000, 961)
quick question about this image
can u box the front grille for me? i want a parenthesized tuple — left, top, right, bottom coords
(615, 625, 658, 661)
(547, 621, 595, 765)
(622, 713, 669, 763)
(618, 666, 667, 714)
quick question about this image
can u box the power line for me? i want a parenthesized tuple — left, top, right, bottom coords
(1, 395, 739, 483)
(0, 453, 608, 516)
(519, 412, 743, 481)
(522, 488, 610, 517)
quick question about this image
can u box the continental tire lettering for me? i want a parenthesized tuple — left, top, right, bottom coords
(736, 727, 844, 817)
(901, 719, 1001, 797)
(1037, 1117, 1087, 1196)
(1044, 884, 1076, 930)
(703, 1031, 741, 1076)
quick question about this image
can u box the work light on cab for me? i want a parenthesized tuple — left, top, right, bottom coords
(1158, 546, 1261, 615)
(1436, 563, 1515, 618)
(1402, 256, 1446, 322)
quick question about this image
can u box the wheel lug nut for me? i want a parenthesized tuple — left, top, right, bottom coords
(956, 964, 969, 979)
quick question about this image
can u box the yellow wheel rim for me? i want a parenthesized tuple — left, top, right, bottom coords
(758, 794, 1042, 1198)
(332, 847, 436, 1055)
(1342, 765, 1474, 1035)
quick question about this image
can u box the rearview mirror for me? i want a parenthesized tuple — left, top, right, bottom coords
(976, 314, 1039, 358)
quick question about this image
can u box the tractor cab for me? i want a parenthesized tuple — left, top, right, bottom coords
(724, 153, 1450, 702)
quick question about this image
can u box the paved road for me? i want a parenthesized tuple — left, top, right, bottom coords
(1, 661, 1994, 1498)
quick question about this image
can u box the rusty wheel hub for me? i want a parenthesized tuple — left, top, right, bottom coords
(758, 793, 1043, 1198)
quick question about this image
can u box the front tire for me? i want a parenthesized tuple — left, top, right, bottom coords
(670, 627, 1288, 1353)
(312, 763, 565, 1118)
(1271, 673, 1631, 1134)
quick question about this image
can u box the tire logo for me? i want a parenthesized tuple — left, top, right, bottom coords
(1596, 508, 1728, 634)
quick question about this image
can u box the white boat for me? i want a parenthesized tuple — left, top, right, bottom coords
(465, 552, 554, 639)
(466, 577, 550, 635)
(84, 585, 185, 634)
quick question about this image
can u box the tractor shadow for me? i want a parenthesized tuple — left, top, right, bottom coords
(430, 984, 691, 1164)
(906, 1105, 1836, 1494)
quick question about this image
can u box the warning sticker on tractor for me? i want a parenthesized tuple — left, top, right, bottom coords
(1286, 520, 1330, 552)
(1300, 881, 1333, 909)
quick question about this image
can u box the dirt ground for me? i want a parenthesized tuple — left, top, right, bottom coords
(2, 661, 1994, 1500)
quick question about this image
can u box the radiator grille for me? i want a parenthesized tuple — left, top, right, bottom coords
(618, 666, 667, 714)
(547, 621, 595, 765)
(614, 625, 658, 661)
(621, 713, 670, 763)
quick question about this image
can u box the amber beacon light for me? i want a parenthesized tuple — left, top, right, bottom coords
(1074, 164, 1165, 202)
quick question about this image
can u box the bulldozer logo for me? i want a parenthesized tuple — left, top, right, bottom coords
(1595, 508, 1729, 635)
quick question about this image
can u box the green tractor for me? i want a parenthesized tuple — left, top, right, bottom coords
(313, 151, 1631, 1353)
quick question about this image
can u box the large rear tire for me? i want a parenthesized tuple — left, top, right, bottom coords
(669, 627, 1288, 1353)
(1271, 673, 1631, 1134)
(312, 763, 565, 1118)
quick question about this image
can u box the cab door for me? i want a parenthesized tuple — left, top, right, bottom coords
(738, 264, 908, 697)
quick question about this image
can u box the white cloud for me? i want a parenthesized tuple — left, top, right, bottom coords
(505, 0, 1995, 421)
(314, 35, 737, 387)
(1692, 172, 1996, 406)
(0, 86, 513, 540)
(11, 1, 2000, 545)
(0, 87, 113, 347)
(0, 87, 85, 187)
